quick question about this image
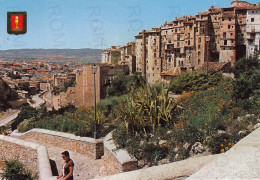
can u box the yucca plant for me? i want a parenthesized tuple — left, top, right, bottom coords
(117, 84, 176, 134)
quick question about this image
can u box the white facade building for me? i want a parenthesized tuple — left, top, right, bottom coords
(246, 8, 260, 57)
(101, 51, 109, 63)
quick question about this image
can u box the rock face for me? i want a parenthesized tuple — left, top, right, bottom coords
(0, 78, 18, 111)
(190, 142, 205, 154)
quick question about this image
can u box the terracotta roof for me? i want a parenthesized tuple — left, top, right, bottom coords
(165, 21, 174, 25)
(198, 62, 230, 71)
(9, 66, 18, 69)
(160, 67, 181, 76)
(235, 5, 260, 10)
(184, 21, 194, 24)
(22, 67, 33, 70)
(209, 8, 222, 13)
(222, 12, 235, 18)
(173, 16, 186, 22)
(200, 11, 210, 16)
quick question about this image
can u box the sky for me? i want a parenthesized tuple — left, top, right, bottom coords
(0, 0, 259, 50)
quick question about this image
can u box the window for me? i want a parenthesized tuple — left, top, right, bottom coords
(229, 18, 231, 21)
(224, 40, 227, 45)
(155, 60, 157, 66)
(198, 38, 201, 42)
(224, 32, 226, 38)
(231, 33, 233, 36)
(252, 11, 254, 13)
(228, 25, 231, 29)
(251, 18, 254, 22)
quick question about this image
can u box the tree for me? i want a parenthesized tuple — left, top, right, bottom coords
(232, 56, 260, 109)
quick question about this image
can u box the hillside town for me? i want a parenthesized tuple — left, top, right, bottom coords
(0, 0, 259, 180)
(103, 0, 260, 83)
(0, 0, 259, 111)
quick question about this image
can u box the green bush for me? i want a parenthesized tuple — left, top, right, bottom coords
(1, 159, 35, 180)
(232, 56, 260, 111)
(97, 95, 126, 117)
(113, 79, 259, 165)
(17, 117, 36, 133)
(11, 106, 38, 130)
(107, 73, 146, 97)
(169, 71, 224, 94)
(113, 84, 177, 164)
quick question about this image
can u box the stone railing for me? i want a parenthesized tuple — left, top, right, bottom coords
(94, 154, 215, 180)
(12, 128, 104, 159)
(0, 135, 52, 180)
(102, 132, 138, 176)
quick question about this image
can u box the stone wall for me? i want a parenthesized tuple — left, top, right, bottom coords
(0, 135, 53, 180)
(102, 132, 138, 176)
(15, 128, 104, 159)
(94, 155, 215, 180)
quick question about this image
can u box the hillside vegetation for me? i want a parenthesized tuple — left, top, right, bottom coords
(15, 56, 260, 167)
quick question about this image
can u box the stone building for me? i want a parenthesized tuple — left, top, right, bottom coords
(135, 28, 162, 84)
(219, 10, 237, 64)
(119, 42, 136, 74)
(102, 51, 109, 64)
(52, 87, 75, 110)
(101, 46, 121, 65)
(52, 64, 128, 109)
(53, 75, 67, 87)
(246, 7, 260, 57)
(102, 0, 259, 84)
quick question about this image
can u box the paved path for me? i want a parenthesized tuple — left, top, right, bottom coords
(46, 146, 104, 180)
(27, 93, 45, 109)
(0, 110, 20, 126)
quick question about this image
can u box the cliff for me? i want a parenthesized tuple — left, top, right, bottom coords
(0, 78, 19, 111)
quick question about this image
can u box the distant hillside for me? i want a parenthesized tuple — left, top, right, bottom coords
(0, 78, 19, 111)
(0, 48, 103, 58)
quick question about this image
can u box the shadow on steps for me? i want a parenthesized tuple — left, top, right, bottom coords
(50, 159, 59, 176)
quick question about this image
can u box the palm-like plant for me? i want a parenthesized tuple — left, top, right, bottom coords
(117, 84, 176, 134)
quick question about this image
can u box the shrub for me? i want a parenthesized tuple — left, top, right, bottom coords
(232, 56, 260, 111)
(11, 106, 38, 130)
(106, 73, 146, 97)
(107, 74, 129, 96)
(97, 95, 126, 117)
(17, 117, 36, 133)
(113, 84, 177, 164)
(1, 159, 35, 180)
(169, 71, 224, 94)
(117, 84, 176, 132)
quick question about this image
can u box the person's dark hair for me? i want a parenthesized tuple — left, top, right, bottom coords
(61, 151, 70, 157)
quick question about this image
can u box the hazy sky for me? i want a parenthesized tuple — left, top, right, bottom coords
(0, 0, 258, 50)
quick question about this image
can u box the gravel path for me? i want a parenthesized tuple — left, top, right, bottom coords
(46, 146, 105, 180)
(0, 110, 20, 126)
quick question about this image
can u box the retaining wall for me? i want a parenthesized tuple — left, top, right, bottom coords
(0, 135, 52, 180)
(102, 132, 138, 176)
(12, 128, 104, 159)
